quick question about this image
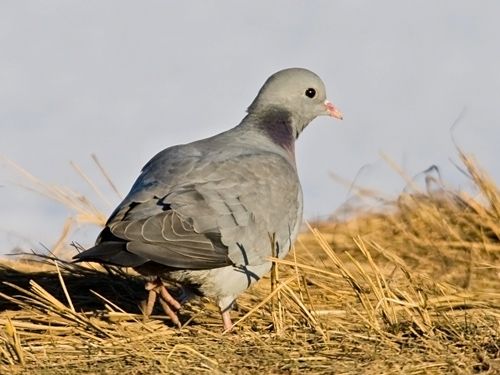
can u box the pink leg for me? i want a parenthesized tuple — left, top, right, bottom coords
(143, 278, 182, 327)
(143, 289, 157, 317)
(158, 298, 182, 328)
(159, 285, 181, 310)
(221, 310, 233, 331)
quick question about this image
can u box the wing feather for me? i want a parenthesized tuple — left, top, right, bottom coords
(75, 146, 301, 271)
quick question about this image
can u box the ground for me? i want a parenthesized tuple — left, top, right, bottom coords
(1, 153, 499, 374)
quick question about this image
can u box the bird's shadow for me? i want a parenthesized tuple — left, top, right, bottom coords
(0, 256, 147, 315)
(0, 255, 220, 329)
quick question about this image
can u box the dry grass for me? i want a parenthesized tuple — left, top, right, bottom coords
(0, 151, 499, 374)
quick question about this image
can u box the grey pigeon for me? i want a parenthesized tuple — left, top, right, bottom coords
(74, 68, 343, 330)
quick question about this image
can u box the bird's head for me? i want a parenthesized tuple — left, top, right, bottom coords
(247, 67, 343, 137)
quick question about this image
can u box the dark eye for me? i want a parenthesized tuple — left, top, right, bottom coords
(305, 88, 316, 98)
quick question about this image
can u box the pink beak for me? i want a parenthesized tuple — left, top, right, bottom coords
(324, 100, 343, 120)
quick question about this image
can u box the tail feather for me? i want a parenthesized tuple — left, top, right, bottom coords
(73, 242, 148, 267)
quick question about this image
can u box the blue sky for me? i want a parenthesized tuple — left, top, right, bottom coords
(1, 1, 499, 252)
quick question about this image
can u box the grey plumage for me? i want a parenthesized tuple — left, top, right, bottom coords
(74, 67, 343, 329)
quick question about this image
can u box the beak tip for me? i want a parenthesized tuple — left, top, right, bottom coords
(330, 109, 343, 120)
(324, 100, 343, 120)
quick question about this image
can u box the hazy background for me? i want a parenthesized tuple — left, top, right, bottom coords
(1, 1, 499, 253)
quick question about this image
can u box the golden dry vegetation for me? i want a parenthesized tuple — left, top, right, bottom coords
(0, 151, 499, 374)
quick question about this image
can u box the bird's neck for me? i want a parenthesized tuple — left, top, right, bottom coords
(245, 107, 303, 156)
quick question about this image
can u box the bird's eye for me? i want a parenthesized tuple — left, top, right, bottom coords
(305, 88, 316, 98)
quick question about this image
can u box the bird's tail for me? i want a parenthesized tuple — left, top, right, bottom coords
(73, 242, 147, 267)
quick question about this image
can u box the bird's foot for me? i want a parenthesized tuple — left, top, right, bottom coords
(142, 278, 182, 328)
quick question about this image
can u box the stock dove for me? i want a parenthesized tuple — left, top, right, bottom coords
(74, 68, 343, 330)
